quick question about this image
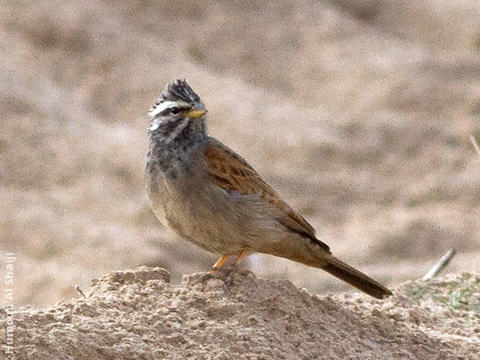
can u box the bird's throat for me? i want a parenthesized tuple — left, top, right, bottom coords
(147, 118, 207, 178)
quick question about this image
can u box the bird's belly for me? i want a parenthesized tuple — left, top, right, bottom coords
(148, 176, 250, 254)
(148, 174, 320, 264)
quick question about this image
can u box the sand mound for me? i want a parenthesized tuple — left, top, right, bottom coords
(2, 267, 479, 359)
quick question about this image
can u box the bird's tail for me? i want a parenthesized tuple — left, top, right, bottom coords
(320, 255, 392, 299)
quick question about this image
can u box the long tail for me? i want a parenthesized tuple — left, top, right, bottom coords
(321, 255, 392, 299)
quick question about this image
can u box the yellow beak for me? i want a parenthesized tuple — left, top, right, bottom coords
(185, 108, 207, 119)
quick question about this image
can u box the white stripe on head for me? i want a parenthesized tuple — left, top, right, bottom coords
(165, 117, 191, 143)
(148, 100, 181, 118)
(149, 119, 161, 131)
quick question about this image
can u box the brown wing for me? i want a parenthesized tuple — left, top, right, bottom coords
(204, 139, 330, 252)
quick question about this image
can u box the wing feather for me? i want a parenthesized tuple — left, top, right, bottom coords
(204, 139, 330, 252)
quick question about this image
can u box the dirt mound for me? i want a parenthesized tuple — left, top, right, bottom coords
(2, 267, 479, 359)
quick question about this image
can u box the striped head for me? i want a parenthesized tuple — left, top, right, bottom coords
(148, 79, 207, 143)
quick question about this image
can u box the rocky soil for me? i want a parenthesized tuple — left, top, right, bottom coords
(1, 267, 479, 359)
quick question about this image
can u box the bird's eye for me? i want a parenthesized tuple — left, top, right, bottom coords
(170, 108, 180, 114)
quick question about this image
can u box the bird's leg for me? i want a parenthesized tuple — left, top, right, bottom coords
(208, 249, 250, 282)
(209, 255, 230, 275)
(234, 248, 249, 267)
(229, 248, 252, 276)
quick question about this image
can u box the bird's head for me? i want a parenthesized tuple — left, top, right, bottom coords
(148, 79, 207, 141)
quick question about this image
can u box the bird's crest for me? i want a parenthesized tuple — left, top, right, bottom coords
(163, 79, 201, 104)
(149, 79, 201, 118)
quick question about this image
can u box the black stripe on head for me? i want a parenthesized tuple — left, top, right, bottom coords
(158, 103, 191, 117)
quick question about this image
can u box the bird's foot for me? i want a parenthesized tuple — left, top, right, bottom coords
(208, 266, 233, 281)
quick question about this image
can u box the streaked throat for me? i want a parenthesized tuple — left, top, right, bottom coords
(165, 117, 191, 144)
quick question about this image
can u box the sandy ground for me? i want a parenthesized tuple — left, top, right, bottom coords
(1, 267, 479, 359)
(1, 0, 480, 320)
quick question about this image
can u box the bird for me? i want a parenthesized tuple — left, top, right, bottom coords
(145, 79, 392, 299)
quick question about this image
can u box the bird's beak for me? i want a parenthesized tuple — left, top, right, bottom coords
(185, 108, 207, 119)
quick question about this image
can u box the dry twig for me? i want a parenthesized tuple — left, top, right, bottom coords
(423, 248, 456, 281)
(75, 285, 87, 298)
(469, 135, 480, 157)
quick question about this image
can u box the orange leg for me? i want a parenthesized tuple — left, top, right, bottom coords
(209, 249, 250, 276)
(234, 248, 250, 266)
(209, 255, 229, 274)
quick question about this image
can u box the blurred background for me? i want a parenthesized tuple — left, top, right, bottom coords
(1, 0, 480, 307)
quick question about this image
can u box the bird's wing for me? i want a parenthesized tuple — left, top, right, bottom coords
(204, 138, 330, 252)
